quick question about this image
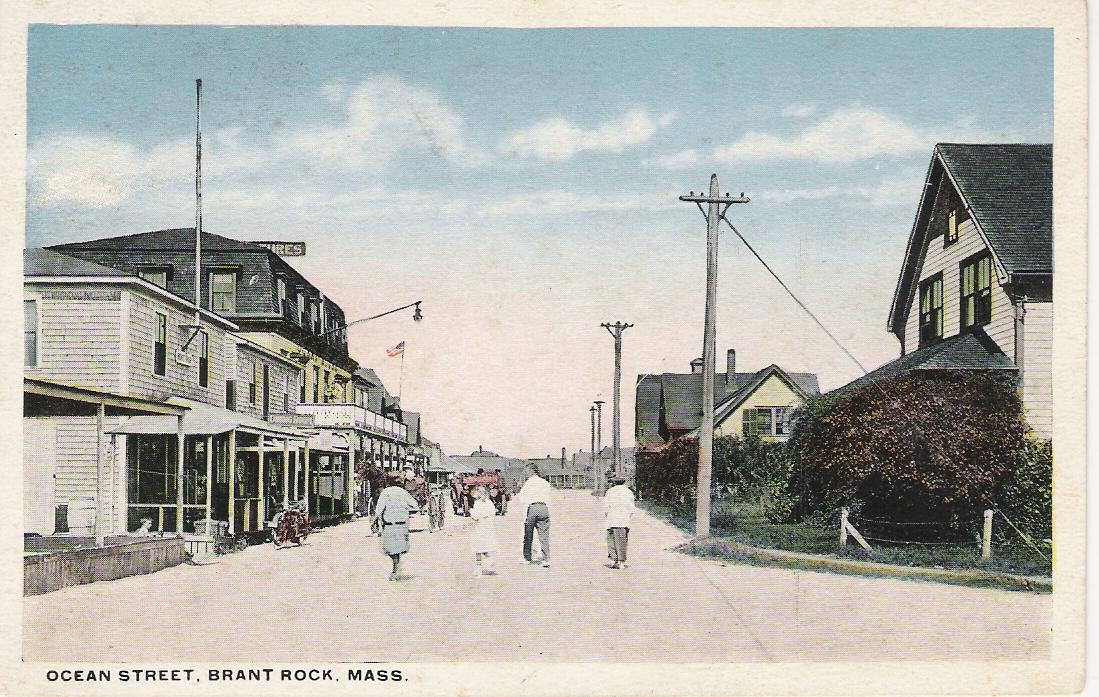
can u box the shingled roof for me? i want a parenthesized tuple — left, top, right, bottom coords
(52, 228, 270, 253)
(937, 144, 1052, 273)
(636, 365, 820, 446)
(830, 327, 1016, 399)
(889, 143, 1052, 335)
(24, 248, 132, 277)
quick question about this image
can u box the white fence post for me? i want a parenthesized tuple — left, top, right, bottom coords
(840, 507, 849, 547)
(982, 509, 993, 560)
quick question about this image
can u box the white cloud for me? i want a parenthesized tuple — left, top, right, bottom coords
(28, 135, 191, 208)
(714, 107, 926, 164)
(781, 103, 817, 118)
(282, 76, 482, 167)
(646, 148, 699, 170)
(29, 77, 485, 207)
(500, 110, 672, 160)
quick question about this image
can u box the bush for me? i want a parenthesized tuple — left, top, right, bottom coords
(994, 437, 1052, 541)
(787, 370, 1029, 528)
(635, 434, 797, 521)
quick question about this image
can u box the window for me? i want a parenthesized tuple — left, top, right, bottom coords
(299, 369, 306, 403)
(209, 271, 237, 313)
(249, 362, 258, 404)
(24, 300, 37, 367)
(154, 313, 168, 376)
(277, 277, 286, 306)
(742, 407, 791, 438)
(310, 302, 319, 334)
(944, 208, 959, 247)
(323, 370, 331, 403)
(198, 331, 209, 388)
(312, 365, 321, 403)
(960, 253, 992, 329)
(225, 380, 237, 411)
(297, 293, 306, 325)
(138, 267, 169, 288)
(283, 373, 290, 413)
(918, 274, 943, 346)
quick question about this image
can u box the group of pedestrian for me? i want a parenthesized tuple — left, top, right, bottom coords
(372, 463, 636, 581)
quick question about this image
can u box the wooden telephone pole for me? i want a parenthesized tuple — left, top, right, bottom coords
(679, 175, 749, 537)
(601, 321, 633, 485)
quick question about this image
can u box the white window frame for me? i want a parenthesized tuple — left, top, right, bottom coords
(209, 270, 237, 314)
(24, 298, 38, 368)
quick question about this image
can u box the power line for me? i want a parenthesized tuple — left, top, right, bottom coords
(719, 215, 869, 375)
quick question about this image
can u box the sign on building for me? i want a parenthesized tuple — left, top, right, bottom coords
(253, 241, 307, 257)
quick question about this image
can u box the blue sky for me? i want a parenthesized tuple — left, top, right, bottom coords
(25, 26, 1053, 456)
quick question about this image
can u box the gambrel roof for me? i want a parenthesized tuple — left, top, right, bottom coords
(888, 143, 1052, 336)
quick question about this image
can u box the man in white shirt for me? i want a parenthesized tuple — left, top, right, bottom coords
(603, 475, 636, 569)
(513, 463, 553, 567)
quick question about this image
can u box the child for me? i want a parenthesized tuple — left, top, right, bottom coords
(470, 486, 498, 576)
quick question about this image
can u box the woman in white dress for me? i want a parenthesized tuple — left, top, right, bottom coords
(469, 486, 498, 576)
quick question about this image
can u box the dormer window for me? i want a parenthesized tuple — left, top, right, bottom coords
(209, 270, 237, 313)
(138, 266, 170, 288)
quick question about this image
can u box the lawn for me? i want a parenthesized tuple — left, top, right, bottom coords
(640, 498, 1051, 580)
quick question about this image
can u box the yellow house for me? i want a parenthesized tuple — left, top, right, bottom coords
(636, 351, 819, 449)
(711, 365, 815, 440)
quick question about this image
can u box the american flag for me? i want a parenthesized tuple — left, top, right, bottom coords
(385, 341, 405, 358)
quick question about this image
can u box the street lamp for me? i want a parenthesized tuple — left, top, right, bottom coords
(318, 300, 423, 338)
(594, 400, 605, 494)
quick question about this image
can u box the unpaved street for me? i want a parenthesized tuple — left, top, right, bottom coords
(23, 490, 1050, 662)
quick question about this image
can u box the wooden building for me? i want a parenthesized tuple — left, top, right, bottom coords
(635, 349, 820, 450)
(883, 143, 1052, 438)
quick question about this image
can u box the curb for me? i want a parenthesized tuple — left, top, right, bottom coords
(677, 537, 1052, 592)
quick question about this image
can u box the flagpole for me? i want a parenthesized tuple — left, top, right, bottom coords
(397, 346, 405, 407)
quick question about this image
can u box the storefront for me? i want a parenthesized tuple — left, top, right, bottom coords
(110, 397, 308, 535)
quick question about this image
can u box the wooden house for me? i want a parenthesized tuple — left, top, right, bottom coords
(635, 349, 820, 450)
(873, 143, 1051, 438)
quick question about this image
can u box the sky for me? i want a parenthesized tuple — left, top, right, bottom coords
(25, 26, 1053, 458)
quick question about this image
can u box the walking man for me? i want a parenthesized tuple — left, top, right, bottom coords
(514, 463, 552, 567)
(603, 474, 635, 569)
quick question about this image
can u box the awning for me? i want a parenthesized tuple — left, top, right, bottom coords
(306, 431, 351, 452)
(108, 397, 307, 440)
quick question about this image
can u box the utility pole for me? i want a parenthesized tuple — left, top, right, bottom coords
(594, 400, 605, 494)
(679, 174, 749, 537)
(601, 321, 633, 479)
(589, 405, 597, 491)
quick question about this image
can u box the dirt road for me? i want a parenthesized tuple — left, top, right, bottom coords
(23, 490, 1050, 662)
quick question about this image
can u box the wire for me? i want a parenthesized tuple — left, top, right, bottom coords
(859, 535, 974, 547)
(849, 515, 981, 527)
(721, 216, 869, 374)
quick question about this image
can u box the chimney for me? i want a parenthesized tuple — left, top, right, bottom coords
(561, 447, 566, 466)
(478, 445, 483, 454)
(690, 357, 704, 374)
(726, 349, 736, 376)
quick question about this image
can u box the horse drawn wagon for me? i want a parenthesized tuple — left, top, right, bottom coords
(450, 470, 509, 517)
(361, 464, 446, 532)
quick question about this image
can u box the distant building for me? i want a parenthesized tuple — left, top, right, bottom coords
(635, 349, 820, 450)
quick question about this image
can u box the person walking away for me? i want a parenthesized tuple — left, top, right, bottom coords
(603, 475, 636, 569)
(375, 471, 420, 581)
(470, 486, 498, 576)
(513, 463, 552, 567)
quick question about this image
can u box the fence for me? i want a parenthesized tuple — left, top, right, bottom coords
(840, 506, 1050, 563)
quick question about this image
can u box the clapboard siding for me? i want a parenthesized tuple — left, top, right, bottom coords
(127, 293, 228, 407)
(234, 344, 300, 419)
(52, 418, 98, 505)
(27, 295, 121, 391)
(903, 217, 1015, 358)
(1022, 302, 1053, 438)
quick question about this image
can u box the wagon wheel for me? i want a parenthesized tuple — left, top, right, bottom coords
(426, 496, 437, 533)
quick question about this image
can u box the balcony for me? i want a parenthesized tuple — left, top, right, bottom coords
(295, 403, 408, 441)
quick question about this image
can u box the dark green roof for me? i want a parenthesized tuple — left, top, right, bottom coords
(52, 228, 269, 253)
(937, 143, 1052, 273)
(830, 327, 1016, 399)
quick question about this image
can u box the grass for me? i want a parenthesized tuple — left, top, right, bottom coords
(640, 498, 1051, 585)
